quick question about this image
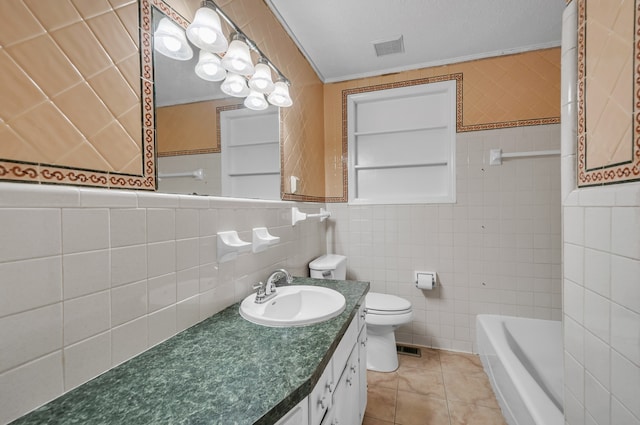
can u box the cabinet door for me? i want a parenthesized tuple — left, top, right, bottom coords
(358, 325, 368, 421)
(333, 345, 360, 425)
(309, 360, 334, 425)
(275, 398, 309, 425)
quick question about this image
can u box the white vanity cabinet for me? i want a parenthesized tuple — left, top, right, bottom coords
(308, 305, 368, 425)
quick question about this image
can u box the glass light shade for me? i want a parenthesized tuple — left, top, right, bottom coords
(267, 81, 293, 107)
(186, 7, 228, 53)
(248, 63, 275, 93)
(221, 39, 255, 75)
(220, 72, 250, 97)
(154, 18, 193, 60)
(195, 51, 226, 81)
(244, 90, 269, 110)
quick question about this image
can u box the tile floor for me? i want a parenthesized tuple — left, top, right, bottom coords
(363, 348, 508, 425)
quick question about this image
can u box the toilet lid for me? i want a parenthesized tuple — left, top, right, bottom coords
(366, 292, 412, 314)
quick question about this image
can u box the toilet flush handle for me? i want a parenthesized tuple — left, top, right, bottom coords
(321, 270, 332, 278)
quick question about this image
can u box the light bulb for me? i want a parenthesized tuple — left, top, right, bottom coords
(186, 7, 228, 53)
(163, 37, 181, 52)
(153, 18, 193, 60)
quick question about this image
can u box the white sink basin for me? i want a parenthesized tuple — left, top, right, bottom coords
(239, 285, 346, 327)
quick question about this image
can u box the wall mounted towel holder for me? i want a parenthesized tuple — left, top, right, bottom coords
(291, 207, 331, 226)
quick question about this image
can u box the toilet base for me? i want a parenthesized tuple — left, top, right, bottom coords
(366, 325, 400, 372)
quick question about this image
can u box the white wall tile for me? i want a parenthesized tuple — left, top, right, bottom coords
(177, 267, 199, 301)
(611, 350, 640, 419)
(62, 209, 109, 254)
(584, 208, 611, 251)
(0, 209, 61, 262)
(564, 316, 584, 364)
(584, 330, 610, 390)
(110, 209, 146, 248)
(147, 241, 176, 278)
(0, 304, 62, 373)
(0, 183, 79, 208)
(0, 256, 62, 317)
(175, 209, 199, 239)
(0, 352, 63, 424)
(148, 273, 177, 312)
(63, 250, 110, 300)
(610, 304, 640, 365)
(177, 296, 200, 332)
(611, 207, 640, 258)
(63, 331, 111, 391)
(63, 291, 111, 346)
(111, 280, 147, 327)
(611, 397, 640, 425)
(111, 244, 147, 287)
(611, 254, 640, 314)
(584, 290, 610, 343)
(565, 351, 585, 401)
(146, 209, 175, 243)
(564, 243, 584, 285)
(564, 279, 584, 323)
(148, 305, 176, 347)
(111, 317, 148, 366)
(176, 238, 199, 271)
(584, 372, 610, 425)
(583, 248, 610, 298)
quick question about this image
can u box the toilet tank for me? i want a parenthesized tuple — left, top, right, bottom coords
(309, 254, 347, 280)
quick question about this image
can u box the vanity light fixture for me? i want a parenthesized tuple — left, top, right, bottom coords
(221, 33, 255, 75)
(220, 72, 250, 97)
(244, 89, 269, 110)
(195, 50, 226, 81)
(154, 17, 193, 60)
(248, 60, 275, 93)
(267, 80, 293, 107)
(186, 7, 228, 53)
(155, 0, 293, 107)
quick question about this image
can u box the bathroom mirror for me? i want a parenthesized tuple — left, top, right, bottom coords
(152, 4, 283, 199)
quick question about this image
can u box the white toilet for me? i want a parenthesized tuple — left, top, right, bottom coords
(309, 254, 413, 372)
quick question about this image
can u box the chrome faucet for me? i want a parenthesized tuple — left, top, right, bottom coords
(253, 269, 293, 304)
(266, 268, 293, 287)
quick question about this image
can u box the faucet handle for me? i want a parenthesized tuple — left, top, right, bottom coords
(253, 282, 265, 293)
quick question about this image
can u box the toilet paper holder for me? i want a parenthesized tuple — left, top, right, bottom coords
(414, 271, 436, 290)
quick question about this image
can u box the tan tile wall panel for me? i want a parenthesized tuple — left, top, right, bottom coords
(323, 48, 561, 199)
(0, 0, 151, 189)
(577, 0, 640, 186)
(156, 100, 229, 156)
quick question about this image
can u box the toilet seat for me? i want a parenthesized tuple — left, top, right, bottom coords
(366, 292, 412, 315)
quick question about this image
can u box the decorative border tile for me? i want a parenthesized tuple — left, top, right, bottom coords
(577, 0, 640, 186)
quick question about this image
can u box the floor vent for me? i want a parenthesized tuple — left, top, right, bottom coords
(396, 344, 421, 357)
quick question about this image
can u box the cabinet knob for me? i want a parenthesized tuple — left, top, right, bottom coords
(346, 377, 353, 386)
(350, 365, 357, 374)
(327, 381, 335, 393)
(318, 396, 328, 410)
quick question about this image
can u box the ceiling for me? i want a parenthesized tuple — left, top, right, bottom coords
(265, 0, 565, 83)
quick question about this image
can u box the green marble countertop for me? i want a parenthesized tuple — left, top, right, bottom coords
(12, 278, 369, 425)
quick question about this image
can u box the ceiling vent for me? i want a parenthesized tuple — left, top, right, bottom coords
(373, 35, 404, 57)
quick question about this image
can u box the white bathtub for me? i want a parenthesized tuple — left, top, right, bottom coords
(476, 314, 563, 425)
